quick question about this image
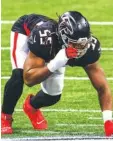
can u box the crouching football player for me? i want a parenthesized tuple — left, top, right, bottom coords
(1, 11, 113, 136)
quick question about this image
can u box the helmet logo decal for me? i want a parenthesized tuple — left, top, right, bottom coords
(58, 14, 77, 46)
(58, 14, 76, 35)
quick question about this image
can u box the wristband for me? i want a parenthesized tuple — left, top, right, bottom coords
(47, 49, 68, 72)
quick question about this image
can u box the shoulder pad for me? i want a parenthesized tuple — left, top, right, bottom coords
(28, 21, 58, 61)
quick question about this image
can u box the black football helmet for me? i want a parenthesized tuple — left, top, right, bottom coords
(58, 11, 91, 58)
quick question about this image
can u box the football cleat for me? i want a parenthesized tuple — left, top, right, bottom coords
(1, 113, 13, 134)
(104, 120, 113, 136)
(23, 94, 48, 130)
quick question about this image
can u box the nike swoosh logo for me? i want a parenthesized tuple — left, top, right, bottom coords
(37, 120, 45, 125)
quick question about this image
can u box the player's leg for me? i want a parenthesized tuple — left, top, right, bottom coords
(23, 67, 65, 130)
(1, 31, 29, 134)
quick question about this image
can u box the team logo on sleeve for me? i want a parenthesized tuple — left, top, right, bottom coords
(28, 34, 34, 44)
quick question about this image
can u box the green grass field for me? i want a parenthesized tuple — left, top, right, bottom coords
(1, 0, 113, 140)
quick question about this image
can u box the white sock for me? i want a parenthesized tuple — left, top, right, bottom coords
(102, 110, 113, 123)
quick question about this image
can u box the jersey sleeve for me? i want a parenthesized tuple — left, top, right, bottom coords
(68, 36, 101, 67)
(27, 26, 53, 61)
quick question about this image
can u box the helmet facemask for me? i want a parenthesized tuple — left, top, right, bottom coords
(59, 27, 91, 58)
(68, 37, 91, 58)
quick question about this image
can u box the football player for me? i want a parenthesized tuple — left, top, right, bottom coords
(1, 11, 113, 136)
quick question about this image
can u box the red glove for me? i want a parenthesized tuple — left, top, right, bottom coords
(65, 47, 78, 59)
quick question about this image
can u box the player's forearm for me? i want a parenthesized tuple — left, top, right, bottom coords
(24, 48, 77, 86)
(96, 86, 113, 111)
(24, 66, 52, 87)
(24, 49, 67, 86)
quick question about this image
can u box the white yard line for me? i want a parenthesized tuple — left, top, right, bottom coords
(88, 117, 113, 120)
(16, 130, 96, 134)
(1, 128, 113, 140)
(15, 108, 101, 112)
(1, 47, 113, 51)
(1, 134, 113, 141)
(56, 123, 103, 127)
(102, 48, 113, 51)
(89, 117, 102, 120)
(1, 76, 113, 80)
(89, 21, 113, 25)
(64, 77, 113, 80)
(1, 20, 113, 25)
